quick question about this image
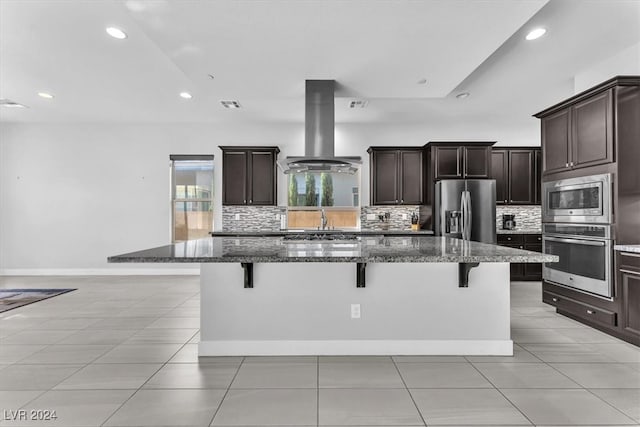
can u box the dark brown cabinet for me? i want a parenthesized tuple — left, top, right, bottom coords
(220, 146, 279, 206)
(497, 233, 542, 281)
(368, 147, 425, 205)
(491, 148, 540, 205)
(537, 88, 614, 175)
(428, 142, 493, 180)
(618, 251, 640, 344)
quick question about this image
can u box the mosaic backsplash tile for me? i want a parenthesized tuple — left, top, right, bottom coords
(222, 206, 285, 232)
(360, 205, 428, 231)
(496, 205, 541, 231)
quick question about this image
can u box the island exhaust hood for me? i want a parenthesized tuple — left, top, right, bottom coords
(278, 80, 361, 174)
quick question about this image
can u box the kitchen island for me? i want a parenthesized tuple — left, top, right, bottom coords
(109, 234, 556, 356)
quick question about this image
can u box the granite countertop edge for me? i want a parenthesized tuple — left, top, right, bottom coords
(614, 245, 640, 254)
(496, 229, 542, 235)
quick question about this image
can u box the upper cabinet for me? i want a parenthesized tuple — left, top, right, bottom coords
(219, 146, 279, 206)
(536, 85, 615, 175)
(426, 142, 494, 180)
(368, 147, 425, 205)
(491, 147, 540, 205)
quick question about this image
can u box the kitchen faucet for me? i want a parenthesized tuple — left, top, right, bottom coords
(320, 209, 328, 230)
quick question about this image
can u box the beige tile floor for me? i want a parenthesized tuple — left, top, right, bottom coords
(0, 275, 638, 426)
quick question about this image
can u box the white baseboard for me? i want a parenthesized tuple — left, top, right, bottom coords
(0, 268, 200, 276)
(198, 339, 514, 356)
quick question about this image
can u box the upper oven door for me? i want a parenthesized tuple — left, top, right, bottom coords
(542, 173, 611, 223)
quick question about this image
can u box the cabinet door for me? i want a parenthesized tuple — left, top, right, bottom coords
(399, 150, 423, 204)
(249, 150, 276, 205)
(542, 109, 570, 174)
(620, 253, 640, 339)
(222, 151, 248, 205)
(371, 151, 399, 204)
(572, 89, 613, 169)
(508, 150, 534, 204)
(534, 149, 542, 205)
(434, 146, 462, 179)
(523, 242, 542, 280)
(463, 146, 491, 178)
(491, 150, 508, 204)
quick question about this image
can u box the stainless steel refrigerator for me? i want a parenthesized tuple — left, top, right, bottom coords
(434, 179, 496, 244)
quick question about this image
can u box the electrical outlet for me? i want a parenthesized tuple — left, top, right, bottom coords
(351, 304, 361, 319)
(366, 214, 376, 220)
(234, 213, 240, 220)
(402, 214, 408, 220)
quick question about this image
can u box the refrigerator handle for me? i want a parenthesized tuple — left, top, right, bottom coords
(460, 192, 466, 238)
(466, 191, 472, 240)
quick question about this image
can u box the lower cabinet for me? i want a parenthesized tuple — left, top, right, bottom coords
(497, 233, 542, 281)
(618, 251, 640, 343)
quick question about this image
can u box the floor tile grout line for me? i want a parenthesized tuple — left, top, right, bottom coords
(466, 356, 536, 426)
(207, 356, 246, 427)
(97, 339, 191, 427)
(390, 355, 427, 426)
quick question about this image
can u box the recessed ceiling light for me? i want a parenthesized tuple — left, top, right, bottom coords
(525, 28, 546, 41)
(179, 92, 193, 99)
(417, 78, 428, 85)
(221, 100, 241, 109)
(456, 92, 470, 99)
(38, 92, 54, 99)
(106, 27, 127, 39)
(0, 99, 28, 108)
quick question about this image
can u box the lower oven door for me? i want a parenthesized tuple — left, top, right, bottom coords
(542, 235, 612, 298)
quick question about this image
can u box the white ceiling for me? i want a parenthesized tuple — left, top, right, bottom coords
(1, 0, 639, 127)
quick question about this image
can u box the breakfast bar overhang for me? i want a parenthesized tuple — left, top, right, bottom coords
(109, 234, 557, 356)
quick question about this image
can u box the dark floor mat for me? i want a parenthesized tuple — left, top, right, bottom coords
(0, 289, 75, 313)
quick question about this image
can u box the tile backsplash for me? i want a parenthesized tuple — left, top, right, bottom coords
(496, 205, 541, 231)
(222, 206, 285, 232)
(222, 204, 541, 233)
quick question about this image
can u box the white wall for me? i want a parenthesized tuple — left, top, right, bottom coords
(0, 121, 540, 273)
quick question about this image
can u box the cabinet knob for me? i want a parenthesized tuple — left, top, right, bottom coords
(395, 199, 398, 203)
(586, 309, 595, 315)
(565, 163, 569, 168)
(519, 246, 523, 249)
(570, 162, 574, 167)
(552, 297, 558, 302)
(507, 237, 512, 240)
(538, 237, 542, 241)
(250, 199, 252, 203)
(504, 200, 507, 203)
(401, 199, 404, 203)
(243, 199, 246, 204)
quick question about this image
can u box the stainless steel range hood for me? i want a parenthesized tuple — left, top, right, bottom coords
(278, 80, 361, 174)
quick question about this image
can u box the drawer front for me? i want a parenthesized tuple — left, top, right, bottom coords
(619, 252, 640, 272)
(524, 234, 542, 244)
(543, 291, 616, 326)
(497, 234, 524, 245)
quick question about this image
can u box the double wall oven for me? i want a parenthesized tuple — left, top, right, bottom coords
(542, 173, 614, 298)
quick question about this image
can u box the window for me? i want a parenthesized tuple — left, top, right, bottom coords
(170, 155, 214, 242)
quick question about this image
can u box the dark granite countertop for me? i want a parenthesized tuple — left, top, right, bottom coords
(109, 235, 557, 264)
(496, 229, 541, 235)
(210, 229, 435, 237)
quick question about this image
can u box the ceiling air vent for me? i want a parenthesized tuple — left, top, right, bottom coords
(220, 100, 241, 109)
(349, 100, 369, 109)
(0, 99, 28, 108)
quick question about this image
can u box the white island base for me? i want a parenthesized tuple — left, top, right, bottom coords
(199, 262, 512, 356)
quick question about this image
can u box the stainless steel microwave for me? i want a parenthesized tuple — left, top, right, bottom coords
(542, 173, 612, 224)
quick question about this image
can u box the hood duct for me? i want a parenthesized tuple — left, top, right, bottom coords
(278, 80, 361, 174)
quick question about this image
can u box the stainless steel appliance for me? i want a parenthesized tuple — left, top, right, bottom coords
(434, 179, 496, 244)
(542, 173, 612, 224)
(502, 214, 516, 230)
(542, 223, 613, 298)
